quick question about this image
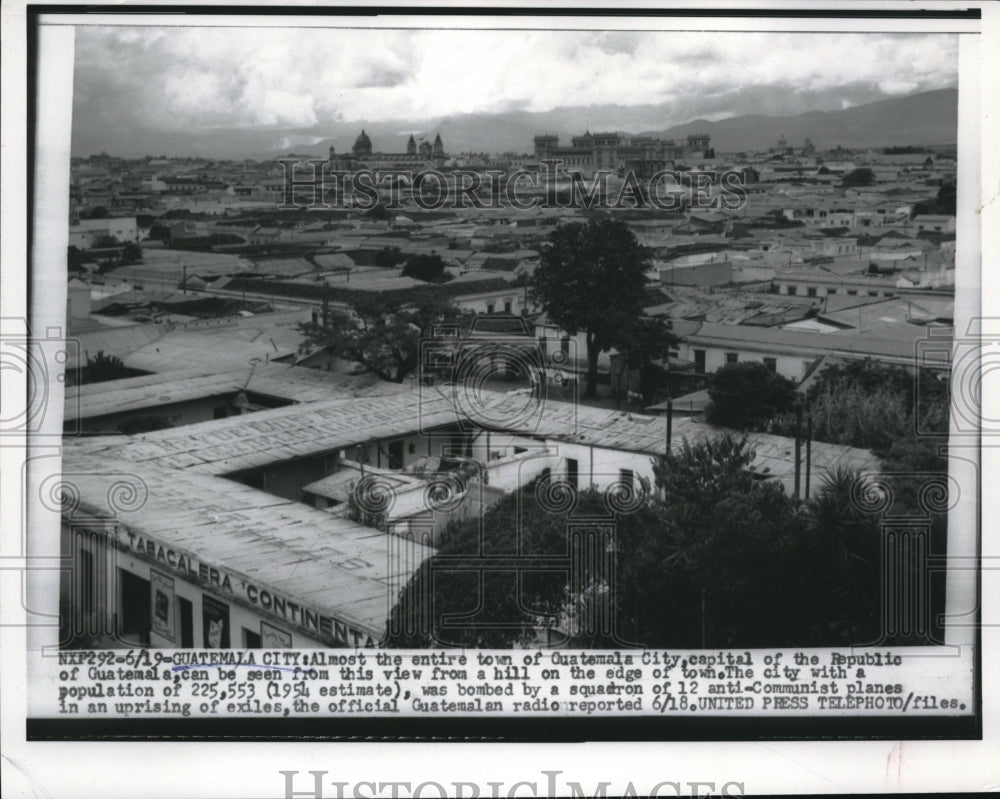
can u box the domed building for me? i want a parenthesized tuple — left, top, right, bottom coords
(329, 131, 447, 172)
(352, 130, 373, 157)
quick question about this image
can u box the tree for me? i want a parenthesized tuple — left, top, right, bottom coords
(67, 246, 87, 272)
(796, 467, 884, 644)
(705, 361, 796, 430)
(401, 253, 447, 283)
(119, 242, 142, 266)
(79, 350, 132, 385)
(374, 246, 405, 268)
(842, 168, 876, 188)
(384, 481, 662, 648)
(648, 434, 809, 647)
(615, 317, 681, 371)
(936, 181, 956, 216)
(297, 288, 463, 383)
(366, 202, 391, 222)
(386, 432, 898, 648)
(532, 218, 662, 398)
(770, 359, 949, 453)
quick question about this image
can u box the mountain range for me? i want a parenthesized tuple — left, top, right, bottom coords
(270, 88, 957, 160)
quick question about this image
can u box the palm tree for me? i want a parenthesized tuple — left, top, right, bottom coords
(802, 466, 883, 643)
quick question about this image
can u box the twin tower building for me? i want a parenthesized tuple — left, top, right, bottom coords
(328, 130, 447, 170)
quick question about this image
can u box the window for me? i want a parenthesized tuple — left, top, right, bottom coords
(725, 352, 738, 365)
(786, 285, 797, 296)
(566, 458, 579, 488)
(118, 569, 151, 646)
(807, 287, 817, 298)
(504, 301, 512, 313)
(693, 349, 706, 374)
(486, 303, 495, 314)
(387, 440, 404, 470)
(243, 627, 262, 648)
(619, 469, 634, 488)
(763, 357, 777, 373)
(178, 597, 194, 647)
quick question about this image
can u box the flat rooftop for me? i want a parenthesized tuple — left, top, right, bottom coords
(64, 364, 410, 422)
(63, 449, 434, 639)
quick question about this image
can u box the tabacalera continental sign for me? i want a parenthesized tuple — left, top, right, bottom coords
(96, 525, 379, 648)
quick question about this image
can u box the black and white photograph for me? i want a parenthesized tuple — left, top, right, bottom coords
(2, 2, 997, 796)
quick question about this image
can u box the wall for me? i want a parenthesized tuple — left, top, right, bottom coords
(658, 260, 732, 288)
(229, 452, 340, 501)
(776, 278, 894, 299)
(538, 440, 659, 494)
(72, 395, 242, 435)
(453, 290, 526, 316)
(70, 217, 140, 244)
(676, 340, 816, 382)
(63, 522, 327, 650)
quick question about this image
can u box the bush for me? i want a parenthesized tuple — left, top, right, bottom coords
(705, 362, 796, 430)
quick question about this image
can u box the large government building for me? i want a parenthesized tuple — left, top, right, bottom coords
(329, 130, 448, 171)
(533, 130, 711, 177)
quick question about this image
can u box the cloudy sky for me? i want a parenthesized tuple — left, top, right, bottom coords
(71, 25, 958, 157)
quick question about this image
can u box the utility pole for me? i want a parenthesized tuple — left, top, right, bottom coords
(793, 402, 803, 500)
(805, 412, 813, 500)
(665, 396, 673, 449)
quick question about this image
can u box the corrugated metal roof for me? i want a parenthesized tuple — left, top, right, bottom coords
(675, 320, 952, 365)
(69, 323, 171, 368)
(122, 326, 302, 372)
(66, 368, 244, 421)
(74, 389, 467, 474)
(64, 364, 411, 421)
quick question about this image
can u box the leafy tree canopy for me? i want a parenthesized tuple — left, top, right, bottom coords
(532, 218, 664, 397)
(401, 253, 448, 283)
(374, 246, 406, 268)
(771, 359, 948, 456)
(842, 168, 876, 188)
(386, 433, 905, 649)
(705, 361, 797, 430)
(79, 350, 132, 385)
(385, 481, 662, 648)
(297, 289, 464, 383)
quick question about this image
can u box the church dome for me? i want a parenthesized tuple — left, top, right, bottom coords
(353, 129, 372, 156)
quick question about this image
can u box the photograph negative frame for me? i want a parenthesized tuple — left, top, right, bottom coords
(2, 2, 998, 797)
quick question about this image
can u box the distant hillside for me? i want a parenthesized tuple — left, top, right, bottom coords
(641, 88, 958, 152)
(274, 88, 956, 160)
